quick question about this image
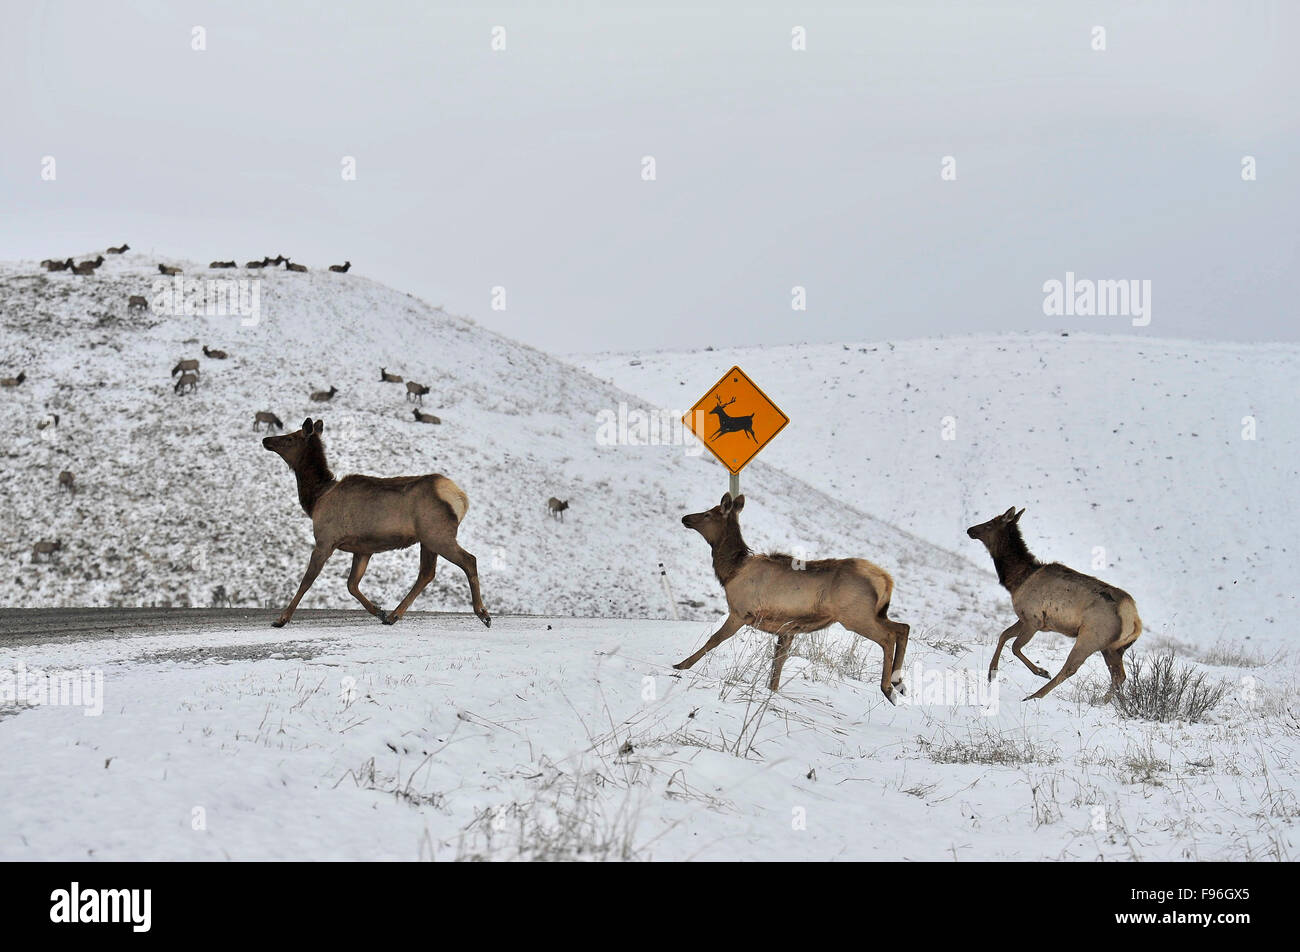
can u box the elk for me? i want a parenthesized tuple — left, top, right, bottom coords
(1, 372, 26, 387)
(405, 381, 430, 403)
(32, 540, 62, 563)
(675, 494, 911, 700)
(158, 264, 182, 275)
(58, 470, 75, 495)
(128, 295, 149, 310)
(44, 258, 71, 272)
(72, 260, 99, 275)
(209, 260, 237, 269)
(707, 395, 757, 442)
(245, 257, 269, 268)
(329, 261, 351, 273)
(310, 386, 337, 402)
(253, 411, 284, 432)
(171, 359, 199, 377)
(261, 417, 490, 628)
(202, 345, 228, 359)
(78, 255, 105, 270)
(285, 260, 307, 273)
(107, 243, 129, 254)
(269, 254, 287, 267)
(412, 408, 440, 425)
(547, 497, 569, 522)
(968, 507, 1143, 702)
(174, 372, 198, 394)
(380, 367, 404, 383)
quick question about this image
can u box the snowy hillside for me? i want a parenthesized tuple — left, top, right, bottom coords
(0, 253, 996, 634)
(579, 335, 1299, 656)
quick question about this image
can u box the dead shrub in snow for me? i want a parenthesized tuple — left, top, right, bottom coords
(918, 725, 1057, 767)
(1111, 651, 1226, 723)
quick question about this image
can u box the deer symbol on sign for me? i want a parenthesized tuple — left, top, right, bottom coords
(707, 394, 757, 443)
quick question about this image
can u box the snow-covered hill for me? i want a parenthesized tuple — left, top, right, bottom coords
(0, 253, 996, 635)
(578, 335, 1299, 656)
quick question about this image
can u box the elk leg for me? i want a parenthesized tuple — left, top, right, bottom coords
(1024, 638, 1094, 701)
(434, 542, 490, 628)
(844, 614, 899, 704)
(769, 631, 795, 692)
(386, 546, 438, 624)
(673, 613, 743, 670)
(273, 544, 334, 627)
(1099, 646, 1128, 702)
(989, 620, 1025, 682)
(886, 619, 911, 693)
(346, 553, 384, 619)
(1011, 627, 1049, 678)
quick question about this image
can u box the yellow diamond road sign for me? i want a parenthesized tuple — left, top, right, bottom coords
(682, 366, 789, 475)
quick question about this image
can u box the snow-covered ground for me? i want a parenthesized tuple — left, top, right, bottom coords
(579, 335, 1299, 660)
(3, 615, 1296, 861)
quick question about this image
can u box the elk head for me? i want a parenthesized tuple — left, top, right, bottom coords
(966, 506, 1025, 545)
(682, 493, 745, 545)
(263, 417, 324, 468)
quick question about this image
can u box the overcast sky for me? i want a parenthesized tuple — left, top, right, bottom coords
(2, 1, 1296, 352)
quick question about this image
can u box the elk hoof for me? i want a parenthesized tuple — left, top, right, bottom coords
(380, 610, 397, 626)
(477, 611, 491, 628)
(885, 688, 899, 705)
(271, 618, 287, 628)
(894, 679, 907, 696)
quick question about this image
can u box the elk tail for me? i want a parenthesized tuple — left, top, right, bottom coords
(1113, 599, 1142, 650)
(434, 476, 469, 524)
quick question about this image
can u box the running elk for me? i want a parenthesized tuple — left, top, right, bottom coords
(310, 386, 337, 402)
(253, 411, 284, 432)
(174, 372, 198, 394)
(405, 381, 430, 403)
(329, 261, 351, 273)
(412, 408, 441, 425)
(107, 243, 129, 254)
(128, 295, 149, 310)
(967, 507, 1143, 702)
(58, 471, 75, 495)
(707, 395, 757, 442)
(285, 260, 307, 273)
(675, 494, 911, 700)
(32, 540, 62, 563)
(261, 417, 490, 628)
(202, 345, 228, 359)
(380, 367, 404, 383)
(171, 359, 199, 377)
(1, 372, 26, 387)
(547, 498, 569, 522)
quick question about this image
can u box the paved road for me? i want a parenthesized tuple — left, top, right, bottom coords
(0, 608, 504, 648)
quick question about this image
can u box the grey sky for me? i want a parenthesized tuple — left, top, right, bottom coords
(3, 1, 1296, 352)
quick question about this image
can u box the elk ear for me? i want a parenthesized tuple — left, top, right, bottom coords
(301, 418, 313, 434)
(313, 419, 324, 435)
(719, 493, 731, 509)
(1001, 506, 1018, 521)
(1013, 507, 1025, 522)
(732, 494, 746, 513)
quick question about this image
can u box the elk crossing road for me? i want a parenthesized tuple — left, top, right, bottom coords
(682, 365, 789, 474)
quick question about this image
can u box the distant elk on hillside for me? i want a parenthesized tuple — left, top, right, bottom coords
(58, 471, 75, 495)
(1, 372, 26, 387)
(128, 295, 149, 310)
(209, 260, 237, 269)
(202, 345, 228, 359)
(329, 261, 351, 273)
(171, 358, 199, 377)
(158, 264, 182, 276)
(412, 408, 440, 425)
(285, 260, 307, 273)
(380, 367, 403, 383)
(405, 381, 430, 404)
(106, 242, 129, 254)
(253, 411, 284, 432)
(174, 372, 198, 395)
(32, 540, 62, 563)
(310, 386, 337, 402)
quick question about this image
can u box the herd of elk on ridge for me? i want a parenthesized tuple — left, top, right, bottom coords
(10, 246, 1145, 708)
